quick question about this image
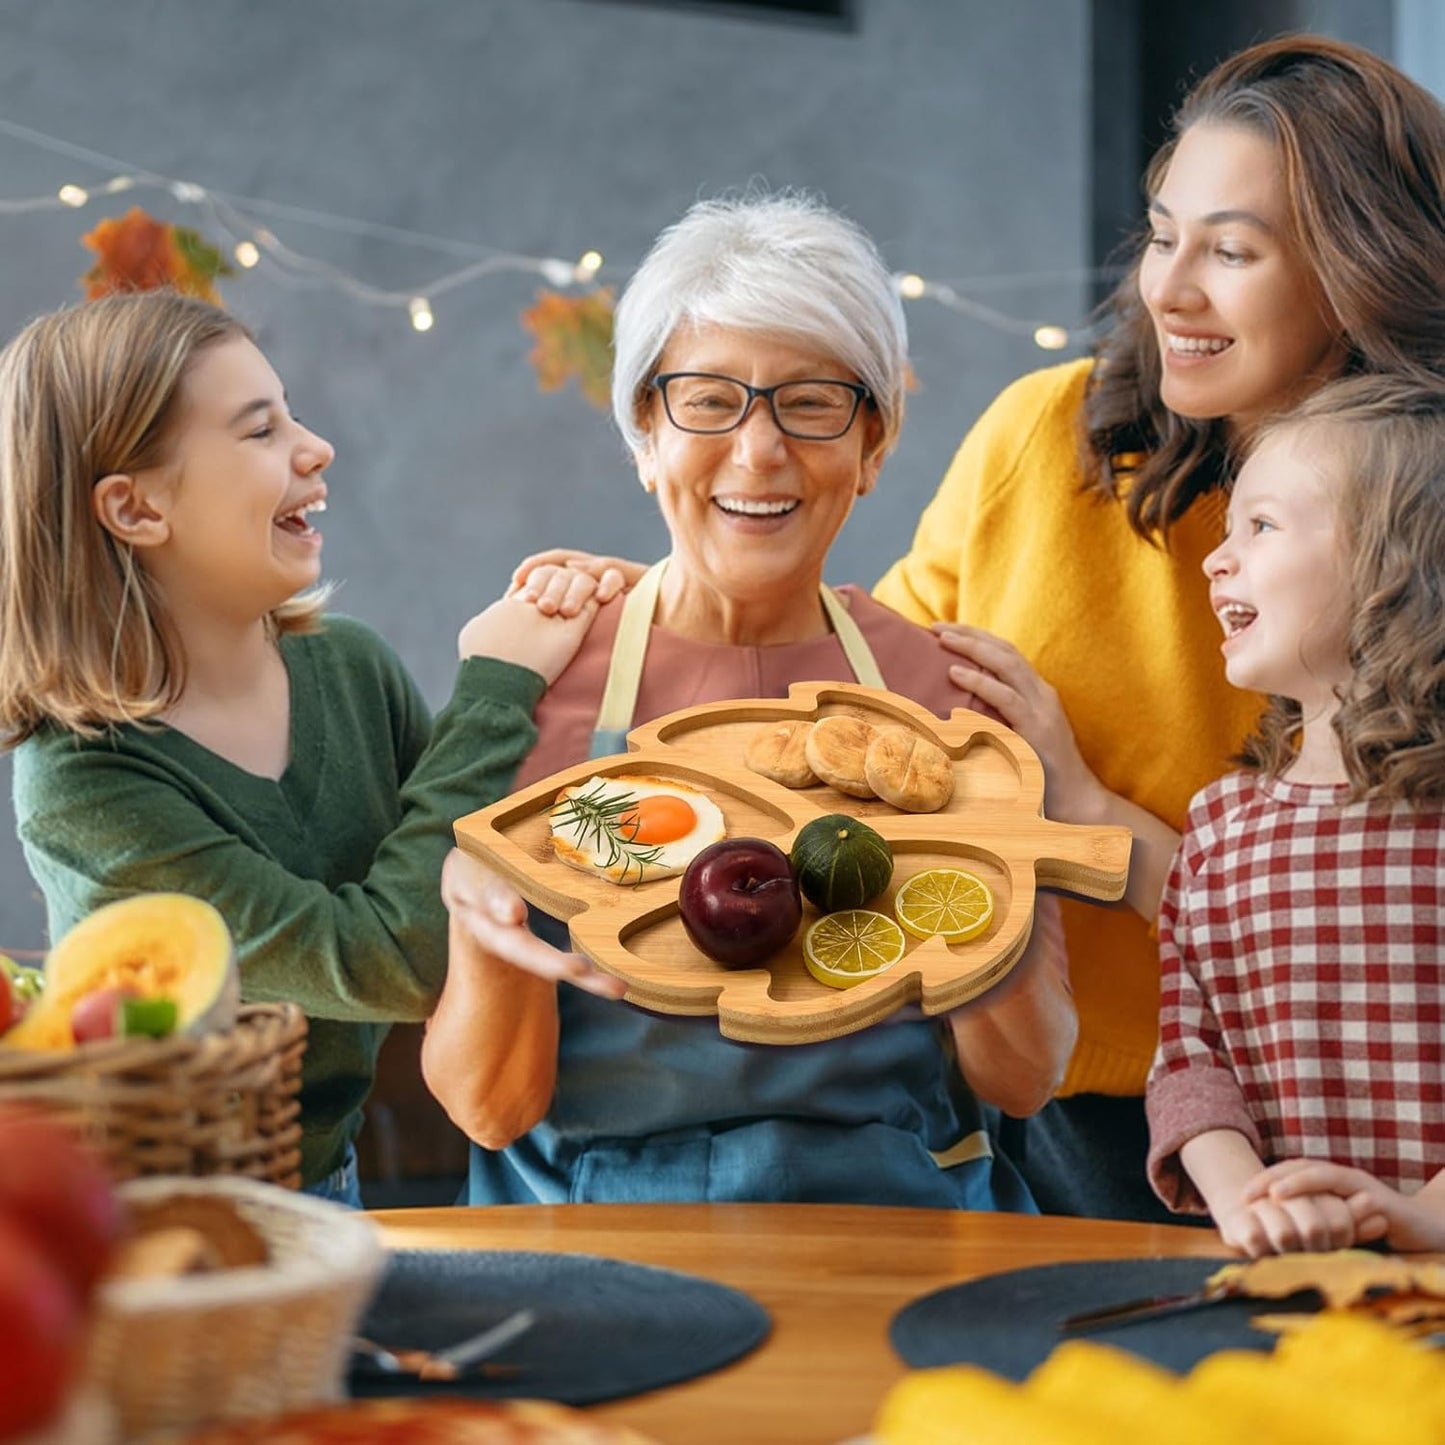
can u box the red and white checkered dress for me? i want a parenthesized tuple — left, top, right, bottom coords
(1146, 770, 1445, 1213)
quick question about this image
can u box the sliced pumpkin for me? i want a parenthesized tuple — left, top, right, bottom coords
(3, 893, 239, 1052)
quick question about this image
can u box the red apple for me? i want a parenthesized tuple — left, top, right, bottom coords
(70, 984, 138, 1044)
(0, 1214, 82, 1438)
(0, 1106, 123, 1299)
(678, 838, 802, 968)
(71, 985, 177, 1044)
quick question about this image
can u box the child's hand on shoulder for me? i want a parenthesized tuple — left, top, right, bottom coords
(458, 591, 607, 684)
(1243, 1158, 1445, 1253)
(506, 558, 630, 616)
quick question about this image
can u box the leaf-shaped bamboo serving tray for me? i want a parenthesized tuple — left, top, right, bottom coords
(454, 682, 1131, 1045)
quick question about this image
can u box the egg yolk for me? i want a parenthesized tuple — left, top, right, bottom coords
(620, 794, 697, 845)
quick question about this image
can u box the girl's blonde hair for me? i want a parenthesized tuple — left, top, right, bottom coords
(0, 291, 325, 745)
(1241, 374, 1445, 799)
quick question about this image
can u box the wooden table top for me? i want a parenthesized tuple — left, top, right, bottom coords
(371, 1203, 1228, 1445)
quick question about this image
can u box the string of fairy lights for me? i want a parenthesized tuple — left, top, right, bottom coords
(0, 113, 1114, 350)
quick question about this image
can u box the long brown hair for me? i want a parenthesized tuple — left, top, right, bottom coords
(1240, 375, 1445, 800)
(1084, 34, 1445, 540)
(0, 291, 325, 745)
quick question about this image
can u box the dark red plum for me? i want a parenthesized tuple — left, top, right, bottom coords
(677, 838, 802, 968)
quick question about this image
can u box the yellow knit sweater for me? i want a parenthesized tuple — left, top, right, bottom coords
(875, 360, 1262, 1097)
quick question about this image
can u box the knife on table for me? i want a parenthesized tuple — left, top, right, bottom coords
(1059, 1282, 1233, 1334)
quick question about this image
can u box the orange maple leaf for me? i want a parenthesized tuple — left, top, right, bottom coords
(81, 206, 230, 304)
(520, 287, 615, 410)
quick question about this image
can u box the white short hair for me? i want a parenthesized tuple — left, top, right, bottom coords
(611, 191, 908, 458)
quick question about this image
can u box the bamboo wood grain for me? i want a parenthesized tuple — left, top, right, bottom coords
(454, 683, 1131, 1044)
(371, 1204, 1230, 1445)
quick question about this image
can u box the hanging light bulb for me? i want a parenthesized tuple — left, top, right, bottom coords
(57, 184, 88, 208)
(896, 273, 926, 300)
(234, 240, 261, 269)
(574, 249, 603, 282)
(1032, 325, 1070, 351)
(408, 296, 435, 332)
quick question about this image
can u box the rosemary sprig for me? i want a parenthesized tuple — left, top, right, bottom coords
(551, 780, 665, 885)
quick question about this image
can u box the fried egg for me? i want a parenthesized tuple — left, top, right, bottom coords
(549, 773, 726, 885)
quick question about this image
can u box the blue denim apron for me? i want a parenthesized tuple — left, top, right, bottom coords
(469, 561, 1033, 1212)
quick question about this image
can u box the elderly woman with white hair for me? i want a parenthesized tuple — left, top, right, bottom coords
(424, 192, 1075, 1210)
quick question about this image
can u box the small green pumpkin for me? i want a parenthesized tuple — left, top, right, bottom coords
(790, 815, 894, 913)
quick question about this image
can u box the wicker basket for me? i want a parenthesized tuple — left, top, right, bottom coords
(87, 1176, 385, 1439)
(0, 1002, 307, 1188)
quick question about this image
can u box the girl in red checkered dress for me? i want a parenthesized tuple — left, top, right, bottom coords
(1146, 375, 1445, 1256)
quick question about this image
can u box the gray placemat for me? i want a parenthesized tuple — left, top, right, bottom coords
(890, 1257, 1317, 1380)
(349, 1249, 770, 1406)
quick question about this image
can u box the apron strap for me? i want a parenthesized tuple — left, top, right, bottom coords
(820, 583, 886, 689)
(589, 562, 885, 756)
(592, 559, 669, 744)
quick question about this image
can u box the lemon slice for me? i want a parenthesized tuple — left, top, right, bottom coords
(893, 868, 994, 942)
(803, 910, 906, 989)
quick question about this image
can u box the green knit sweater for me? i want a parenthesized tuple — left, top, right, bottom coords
(12, 615, 543, 1184)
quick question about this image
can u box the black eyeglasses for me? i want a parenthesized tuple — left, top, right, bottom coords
(651, 372, 872, 441)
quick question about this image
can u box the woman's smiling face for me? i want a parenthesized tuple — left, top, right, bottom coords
(633, 323, 883, 615)
(1139, 122, 1349, 435)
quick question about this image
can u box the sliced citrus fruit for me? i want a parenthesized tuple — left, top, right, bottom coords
(893, 868, 994, 942)
(802, 909, 906, 989)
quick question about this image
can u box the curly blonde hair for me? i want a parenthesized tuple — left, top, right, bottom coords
(0, 291, 325, 745)
(1240, 375, 1445, 799)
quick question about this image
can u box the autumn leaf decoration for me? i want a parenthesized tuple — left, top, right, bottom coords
(81, 206, 234, 304)
(521, 286, 615, 410)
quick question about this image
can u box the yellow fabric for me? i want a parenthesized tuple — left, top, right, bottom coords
(1183, 1346, 1439, 1444)
(874, 1364, 1121, 1445)
(875, 1316, 1445, 1445)
(873, 360, 1263, 1095)
(1027, 1343, 1229, 1445)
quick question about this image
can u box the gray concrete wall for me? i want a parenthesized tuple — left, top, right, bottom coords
(1398, 0, 1445, 96)
(0, 0, 1095, 950)
(0, 1, 1413, 952)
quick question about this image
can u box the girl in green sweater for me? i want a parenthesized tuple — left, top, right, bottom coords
(0, 291, 601, 1201)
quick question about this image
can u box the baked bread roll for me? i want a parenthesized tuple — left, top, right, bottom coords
(744, 720, 818, 788)
(111, 1193, 270, 1278)
(804, 716, 877, 799)
(865, 725, 955, 813)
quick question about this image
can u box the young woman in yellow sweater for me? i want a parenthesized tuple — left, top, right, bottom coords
(506, 36, 1445, 1222)
(869, 35, 1445, 1220)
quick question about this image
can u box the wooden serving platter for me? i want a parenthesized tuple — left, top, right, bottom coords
(454, 682, 1131, 1045)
